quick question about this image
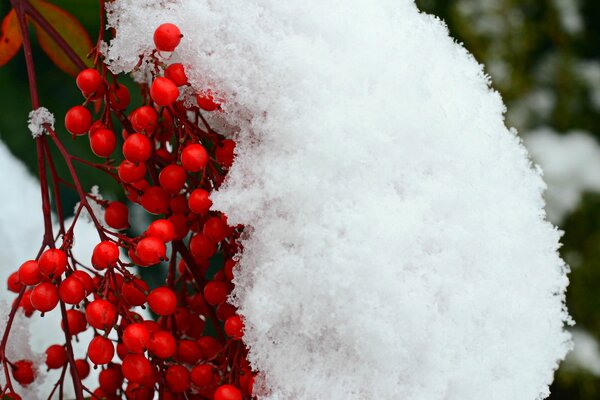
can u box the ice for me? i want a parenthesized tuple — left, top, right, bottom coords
(105, 1, 571, 399)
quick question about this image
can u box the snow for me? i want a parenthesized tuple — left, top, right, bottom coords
(104, 1, 572, 399)
(27, 107, 55, 138)
(74, 184, 109, 229)
(525, 129, 600, 224)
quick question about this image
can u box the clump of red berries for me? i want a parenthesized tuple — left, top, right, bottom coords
(3, 22, 253, 400)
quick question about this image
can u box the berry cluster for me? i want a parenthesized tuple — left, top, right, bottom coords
(3, 23, 252, 400)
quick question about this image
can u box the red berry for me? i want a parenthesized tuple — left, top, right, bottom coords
(38, 248, 68, 278)
(18, 290, 35, 316)
(147, 286, 177, 315)
(63, 309, 87, 335)
(71, 270, 94, 294)
(109, 85, 130, 110)
(217, 302, 237, 321)
(165, 365, 190, 393)
(203, 280, 229, 306)
(75, 359, 90, 379)
(146, 219, 175, 243)
(59, 276, 85, 304)
(130, 106, 158, 133)
(86, 299, 118, 331)
(181, 144, 208, 172)
(135, 236, 166, 266)
(90, 128, 117, 158)
(190, 234, 216, 261)
(92, 241, 120, 270)
(150, 77, 179, 106)
(164, 63, 188, 86)
(105, 201, 129, 230)
(214, 384, 242, 400)
(197, 336, 221, 360)
(121, 354, 152, 384)
(123, 323, 150, 353)
(159, 164, 186, 194)
(224, 315, 244, 340)
(140, 186, 169, 214)
(215, 139, 236, 168)
(196, 90, 220, 112)
(99, 364, 124, 394)
(155, 147, 172, 160)
(188, 189, 212, 214)
(76, 68, 102, 94)
(30, 282, 59, 312)
(170, 194, 189, 214)
(176, 340, 202, 364)
(88, 336, 115, 365)
(8, 271, 23, 293)
(126, 179, 150, 203)
(149, 330, 176, 359)
(121, 278, 149, 307)
(153, 23, 182, 52)
(90, 120, 105, 135)
(45, 345, 67, 369)
(12, 360, 35, 386)
(169, 214, 189, 241)
(171, 306, 191, 331)
(203, 216, 229, 243)
(17, 260, 42, 286)
(123, 133, 152, 163)
(118, 160, 147, 183)
(191, 364, 214, 387)
(124, 383, 153, 400)
(65, 105, 92, 136)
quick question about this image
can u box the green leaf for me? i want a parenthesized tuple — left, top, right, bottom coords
(29, 0, 92, 76)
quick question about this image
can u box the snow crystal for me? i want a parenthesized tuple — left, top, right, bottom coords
(74, 185, 109, 229)
(106, 1, 571, 399)
(27, 107, 55, 138)
(525, 129, 600, 223)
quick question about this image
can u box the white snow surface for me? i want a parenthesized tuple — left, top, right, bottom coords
(106, 1, 571, 399)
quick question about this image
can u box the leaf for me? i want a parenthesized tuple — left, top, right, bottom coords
(0, 9, 23, 67)
(29, 0, 92, 76)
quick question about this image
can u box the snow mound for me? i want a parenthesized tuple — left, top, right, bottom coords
(106, 1, 571, 399)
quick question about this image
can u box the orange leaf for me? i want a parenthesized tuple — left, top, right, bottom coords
(0, 9, 23, 67)
(30, 0, 92, 76)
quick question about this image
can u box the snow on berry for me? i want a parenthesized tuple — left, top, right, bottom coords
(106, 1, 571, 400)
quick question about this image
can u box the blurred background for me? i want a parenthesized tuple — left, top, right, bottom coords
(1, 0, 599, 398)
